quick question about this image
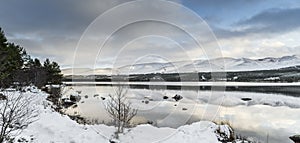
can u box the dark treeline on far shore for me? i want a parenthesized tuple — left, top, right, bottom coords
(64, 66, 300, 83)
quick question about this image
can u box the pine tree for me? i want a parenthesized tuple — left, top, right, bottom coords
(0, 28, 25, 87)
(0, 27, 63, 88)
(44, 59, 62, 85)
(0, 28, 7, 48)
(0, 28, 8, 85)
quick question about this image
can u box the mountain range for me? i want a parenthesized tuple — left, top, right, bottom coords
(62, 55, 300, 75)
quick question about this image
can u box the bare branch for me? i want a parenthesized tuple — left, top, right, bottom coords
(0, 91, 39, 142)
(104, 86, 138, 137)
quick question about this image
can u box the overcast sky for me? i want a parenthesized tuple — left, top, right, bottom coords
(1, 0, 300, 69)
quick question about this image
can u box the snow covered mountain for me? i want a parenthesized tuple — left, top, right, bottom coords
(62, 55, 300, 75)
(117, 55, 300, 74)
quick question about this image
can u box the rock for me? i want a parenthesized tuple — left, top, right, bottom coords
(94, 94, 99, 97)
(290, 135, 300, 143)
(182, 108, 188, 111)
(145, 100, 149, 104)
(144, 96, 153, 101)
(62, 99, 76, 108)
(84, 95, 88, 99)
(147, 121, 154, 125)
(101, 97, 106, 100)
(109, 139, 118, 143)
(0, 93, 7, 100)
(17, 137, 28, 142)
(70, 94, 81, 102)
(172, 94, 183, 101)
(163, 96, 169, 99)
(241, 97, 252, 101)
(72, 104, 78, 108)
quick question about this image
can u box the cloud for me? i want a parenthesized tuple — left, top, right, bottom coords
(210, 7, 300, 59)
(72, 0, 222, 68)
(0, 0, 134, 67)
(218, 34, 300, 59)
(235, 8, 300, 34)
(1, 0, 299, 68)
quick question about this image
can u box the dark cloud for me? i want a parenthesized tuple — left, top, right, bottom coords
(0, 0, 133, 67)
(0, 0, 130, 34)
(183, 0, 262, 8)
(236, 8, 300, 34)
(211, 7, 300, 40)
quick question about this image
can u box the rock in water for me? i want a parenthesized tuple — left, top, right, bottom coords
(290, 135, 300, 143)
(241, 97, 252, 101)
(172, 94, 183, 101)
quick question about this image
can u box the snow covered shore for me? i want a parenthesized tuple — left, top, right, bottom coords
(0, 88, 245, 143)
(18, 109, 223, 143)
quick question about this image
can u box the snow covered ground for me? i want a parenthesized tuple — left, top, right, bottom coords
(0, 88, 244, 143)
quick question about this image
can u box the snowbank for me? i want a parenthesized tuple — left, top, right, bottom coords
(0, 89, 236, 143)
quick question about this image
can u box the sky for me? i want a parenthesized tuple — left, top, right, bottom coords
(0, 0, 300, 69)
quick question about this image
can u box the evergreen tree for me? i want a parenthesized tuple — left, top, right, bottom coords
(44, 59, 63, 85)
(0, 27, 63, 88)
(0, 28, 9, 85)
(0, 29, 25, 87)
(0, 28, 7, 48)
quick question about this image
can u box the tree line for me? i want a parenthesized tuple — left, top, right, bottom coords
(0, 27, 62, 88)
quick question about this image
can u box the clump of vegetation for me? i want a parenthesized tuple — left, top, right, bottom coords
(215, 121, 235, 142)
(213, 120, 262, 143)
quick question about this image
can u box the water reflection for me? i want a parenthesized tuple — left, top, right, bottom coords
(63, 85, 300, 143)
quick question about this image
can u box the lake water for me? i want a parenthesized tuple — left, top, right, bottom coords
(62, 82, 300, 143)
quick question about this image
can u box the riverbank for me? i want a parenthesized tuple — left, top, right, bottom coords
(1, 88, 250, 143)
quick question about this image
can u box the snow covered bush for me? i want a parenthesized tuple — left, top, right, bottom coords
(0, 91, 38, 142)
(215, 123, 235, 142)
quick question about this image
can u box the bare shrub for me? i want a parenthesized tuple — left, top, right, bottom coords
(105, 86, 137, 138)
(0, 91, 39, 142)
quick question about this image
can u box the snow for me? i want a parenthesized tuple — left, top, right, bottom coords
(18, 107, 111, 143)
(19, 107, 228, 143)
(0, 88, 237, 143)
(264, 77, 280, 80)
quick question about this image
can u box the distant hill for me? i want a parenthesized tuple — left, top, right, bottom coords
(62, 55, 300, 75)
(63, 55, 300, 82)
